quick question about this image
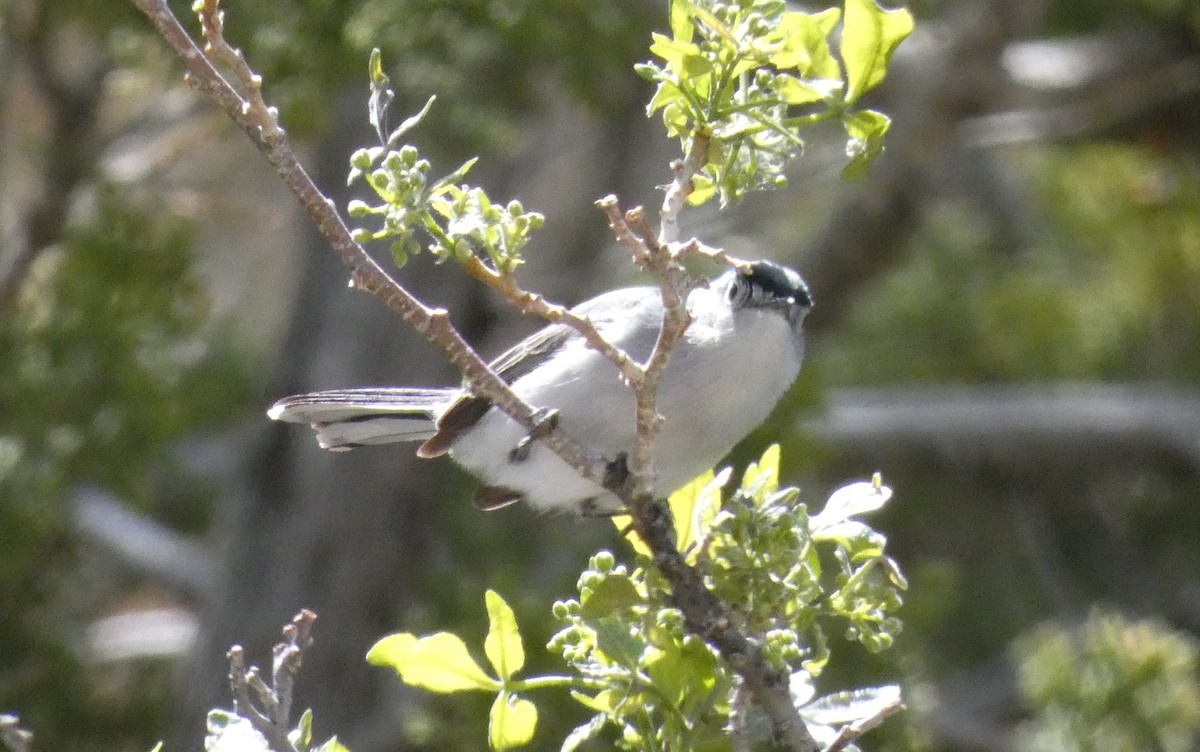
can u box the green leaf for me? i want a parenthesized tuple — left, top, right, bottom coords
(149, 744, 164, 752)
(367, 632, 498, 693)
(672, 466, 730, 558)
(290, 708, 313, 749)
(580, 574, 644, 621)
(484, 590, 525, 681)
(205, 713, 269, 752)
(429, 157, 479, 197)
(741, 443, 781, 506)
(569, 689, 616, 713)
(387, 94, 437, 147)
(489, 692, 538, 750)
(669, 0, 693, 44)
(841, 0, 914, 104)
(774, 74, 842, 105)
(642, 638, 717, 705)
(772, 9, 843, 81)
(313, 737, 353, 752)
(692, 5, 738, 46)
(687, 173, 716, 206)
(561, 714, 607, 752)
(367, 49, 394, 145)
(593, 615, 644, 668)
(811, 477, 892, 531)
(648, 34, 713, 80)
(841, 109, 891, 178)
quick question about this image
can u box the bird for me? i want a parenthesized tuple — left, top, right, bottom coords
(268, 259, 812, 515)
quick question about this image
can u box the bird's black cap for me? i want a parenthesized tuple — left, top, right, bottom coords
(741, 260, 813, 308)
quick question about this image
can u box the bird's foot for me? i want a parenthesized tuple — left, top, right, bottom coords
(508, 407, 560, 463)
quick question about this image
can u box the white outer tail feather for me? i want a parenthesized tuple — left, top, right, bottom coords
(268, 387, 457, 450)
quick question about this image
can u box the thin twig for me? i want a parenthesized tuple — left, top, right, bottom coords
(659, 129, 711, 245)
(820, 699, 905, 752)
(226, 610, 317, 752)
(460, 257, 643, 388)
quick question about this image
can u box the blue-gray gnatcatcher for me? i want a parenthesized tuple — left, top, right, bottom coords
(269, 260, 812, 515)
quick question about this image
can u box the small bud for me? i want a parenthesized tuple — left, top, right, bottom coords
(369, 169, 390, 189)
(347, 200, 373, 217)
(591, 551, 615, 572)
(383, 151, 405, 173)
(399, 144, 419, 167)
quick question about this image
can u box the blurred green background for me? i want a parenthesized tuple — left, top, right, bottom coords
(2, 0, 1199, 750)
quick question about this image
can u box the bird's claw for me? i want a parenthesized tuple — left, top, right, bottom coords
(508, 408, 560, 463)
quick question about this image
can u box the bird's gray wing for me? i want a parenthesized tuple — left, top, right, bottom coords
(419, 287, 656, 457)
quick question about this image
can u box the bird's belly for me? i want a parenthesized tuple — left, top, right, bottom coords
(450, 314, 802, 514)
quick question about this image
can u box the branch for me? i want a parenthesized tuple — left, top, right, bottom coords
(226, 610, 316, 752)
(129, 0, 602, 487)
(597, 195, 819, 752)
(820, 699, 905, 752)
(659, 129, 710, 245)
(0, 2, 108, 312)
(813, 384, 1200, 470)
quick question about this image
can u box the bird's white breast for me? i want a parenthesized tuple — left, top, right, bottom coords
(449, 285, 804, 513)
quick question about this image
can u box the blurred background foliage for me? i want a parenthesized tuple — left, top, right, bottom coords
(2, 0, 1199, 750)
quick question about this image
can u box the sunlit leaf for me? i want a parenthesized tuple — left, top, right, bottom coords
(841, 0, 913, 103)
(649, 34, 712, 79)
(773, 9, 842, 80)
(313, 737, 353, 752)
(670, 466, 730, 555)
(593, 615, 643, 668)
(367, 632, 497, 692)
(790, 670, 817, 707)
(484, 590, 525, 680)
(693, 5, 739, 45)
(569, 689, 617, 714)
(581, 574, 644, 621)
(811, 478, 892, 531)
(669, 0, 693, 44)
(741, 443, 781, 506)
(387, 94, 436, 147)
(489, 692, 537, 750)
(561, 714, 607, 752)
(290, 708, 313, 749)
(800, 684, 903, 725)
(205, 713, 268, 752)
(428, 157, 478, 196)
(842, 108, 891, 178)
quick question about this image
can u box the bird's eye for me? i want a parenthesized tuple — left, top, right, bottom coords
(728, 275, 752, 307)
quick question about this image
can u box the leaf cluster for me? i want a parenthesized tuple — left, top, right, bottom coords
(636, 0, 913, 205)
(206, 709, 349, 752)
(347, 52, 544, 274)
(368, 447, 906, 751)
(1013, 608, 1200, 752)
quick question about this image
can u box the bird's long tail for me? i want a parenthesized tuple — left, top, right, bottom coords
(267, 387, 458, 451)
